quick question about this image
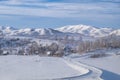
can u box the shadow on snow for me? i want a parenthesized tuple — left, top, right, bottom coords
(101, 69, 120, 80)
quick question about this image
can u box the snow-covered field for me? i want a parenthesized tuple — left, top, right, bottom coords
(0, 32, 120, 80)
(0, 49, 120, 80)
(0, 55, 89, 80)
(68, 49, 120, 80)
(77, 55, 120, 80)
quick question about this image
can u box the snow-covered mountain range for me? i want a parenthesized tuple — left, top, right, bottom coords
(110, 29, 120, 36)
(0, 25, 120, 37)
(56, 25, 117, 37)
(0, 26, 64, 36)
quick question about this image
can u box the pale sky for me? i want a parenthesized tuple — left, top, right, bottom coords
(0, 0, 120, 29)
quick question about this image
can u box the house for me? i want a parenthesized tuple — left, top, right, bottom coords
(2, 50, 9, 55)
(46, 51, 51, 56)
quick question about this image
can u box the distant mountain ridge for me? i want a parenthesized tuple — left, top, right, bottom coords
(56, 24, 114, 37)
(0, 24, 120, 37)
(0, 26, 64, 36)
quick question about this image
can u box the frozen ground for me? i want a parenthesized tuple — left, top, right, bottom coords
(0, 55, 89, 80)
(69, 49, 120, 80)
(73, 55, 120, 80)
(0, 49, 120, 80)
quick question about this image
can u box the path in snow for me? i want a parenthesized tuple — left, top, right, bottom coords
(72, 55, 120, 80)
(54, 57, 102, 80)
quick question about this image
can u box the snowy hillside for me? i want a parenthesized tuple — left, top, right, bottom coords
(0, 26, 64, 36)
(0, 26, 16, 34)
(110, 29, 120, 36)
(13, 28, 64, 36)
(56, 24, 113, 37)
(0, 25, 120, 37)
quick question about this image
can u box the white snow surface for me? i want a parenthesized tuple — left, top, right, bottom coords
(68, 49, 120, 80)
(1, 49, 119, 80)
(79, 55, 120, 75)
(74, 55, 120, 80)
(110, 29, 120, 36)
(0, 55, 89, 80)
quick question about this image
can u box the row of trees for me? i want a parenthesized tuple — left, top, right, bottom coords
(77, 35, 120, 53)
(0, 34, 120, 56)
(0, 38, 31, 48)
(26, 35, 120, 56)
(0, 37, 71, 56)
(18, 42, 65, 57)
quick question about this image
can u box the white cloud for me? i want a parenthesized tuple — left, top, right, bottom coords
(0, 0, 119, 18)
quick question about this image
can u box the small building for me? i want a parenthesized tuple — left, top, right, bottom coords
(2, 50, 9, 55)
(46, 51, 52, 56)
